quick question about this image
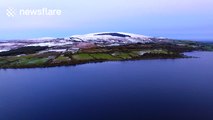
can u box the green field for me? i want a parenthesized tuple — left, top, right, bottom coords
(11, 58, 49, 66)
(90, 53, 119, 60)
(53, 55, 71, 63)
(72, 53, 94, 61)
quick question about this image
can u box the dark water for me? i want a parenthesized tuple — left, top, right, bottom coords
(0, 52, 213, 120)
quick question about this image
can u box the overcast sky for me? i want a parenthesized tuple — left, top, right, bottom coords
(0, 0, 213, 40)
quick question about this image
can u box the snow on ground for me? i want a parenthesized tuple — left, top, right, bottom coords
(0, 49, 8, 52)
(48, 49, 67, 52)
(70, 32, 152, 43)
(0, 32, 158, 53)
(0, 42, 26, 46)
(27, 41, 73, 47)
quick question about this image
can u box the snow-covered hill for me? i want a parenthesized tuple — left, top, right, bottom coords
(0, 32, 165, 52)
(69, 32, 153, 43)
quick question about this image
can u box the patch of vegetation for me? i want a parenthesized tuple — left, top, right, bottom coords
(0, 58, 8, 65)
(128, 51, 141, 57)
(112, 52, 132, 59)
(0, 46, 48, 56)
(7, 57, 49, 68)
(53, 55, 71, 63)
(80, 48, 111, 53)
(26, 58, 49, 65)
(149, 49, 168, 54)
(90, 53, 118, 60)
(96, 33, 131, 37)
(72, 53, 94, 61)
(201, 45, 213, 51)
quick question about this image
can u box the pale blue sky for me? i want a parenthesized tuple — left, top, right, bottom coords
(0, 0, 213, 40)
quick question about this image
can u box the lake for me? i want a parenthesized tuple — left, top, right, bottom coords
(0, 52, 213, 120)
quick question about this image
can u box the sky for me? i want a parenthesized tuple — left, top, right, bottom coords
(0, 0, 213, 40)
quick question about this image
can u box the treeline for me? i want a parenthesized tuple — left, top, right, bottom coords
(0, 46, 48, 56)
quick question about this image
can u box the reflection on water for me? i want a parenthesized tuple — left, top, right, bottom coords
(0, 52, 213, 120)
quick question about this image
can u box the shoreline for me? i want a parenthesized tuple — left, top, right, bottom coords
(0, 55, 191, 69)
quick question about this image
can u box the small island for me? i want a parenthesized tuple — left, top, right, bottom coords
(0, 32, 212, 69)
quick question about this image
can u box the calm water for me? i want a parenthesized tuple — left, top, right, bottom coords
(0, 52, 213, 120)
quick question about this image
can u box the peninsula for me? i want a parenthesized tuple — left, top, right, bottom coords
(0, 32, 212, 69)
